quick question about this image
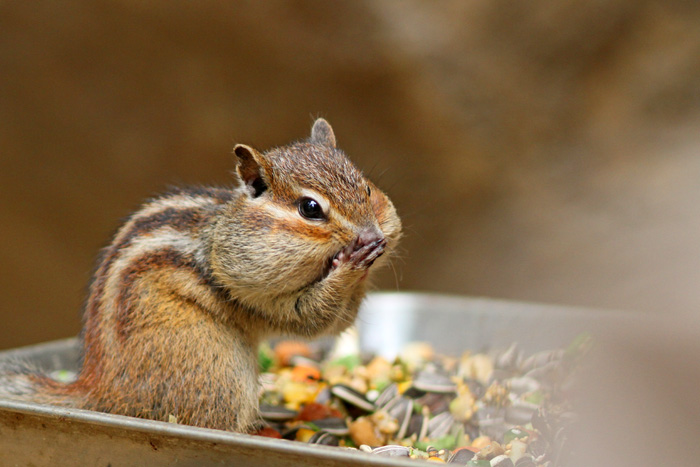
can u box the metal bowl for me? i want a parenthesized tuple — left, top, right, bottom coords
(0, 292, 616, 466)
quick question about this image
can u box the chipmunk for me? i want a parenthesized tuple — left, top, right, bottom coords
(0, 118, 401, 433)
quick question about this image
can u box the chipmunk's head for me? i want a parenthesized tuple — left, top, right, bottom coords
(210, 118, 401, 334)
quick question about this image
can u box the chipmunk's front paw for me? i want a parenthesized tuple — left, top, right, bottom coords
(331, 230, 386, 271)
(349, 238, 386, 269)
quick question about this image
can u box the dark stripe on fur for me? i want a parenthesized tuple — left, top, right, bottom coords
(165, 186, 235, 203)
(81, 189, 233, 372)
(114, 247, 204, 341)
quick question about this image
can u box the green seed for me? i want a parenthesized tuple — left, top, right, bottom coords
(523, 390, 544, 405)
(330, 354, 361, 371)
(503, 427, 528, 444)
(257, 342, 275, 372)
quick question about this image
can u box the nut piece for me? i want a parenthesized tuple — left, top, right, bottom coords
(475, 441, 504, 460)
(349, 417, 383, 446)
(471, 435, 493, 451)
(275, 341, 312, 366)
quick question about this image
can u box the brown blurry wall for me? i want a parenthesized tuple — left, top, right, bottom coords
(2, 1, 700, 350)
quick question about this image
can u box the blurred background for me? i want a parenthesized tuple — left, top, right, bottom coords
(2, 0, 700, 349)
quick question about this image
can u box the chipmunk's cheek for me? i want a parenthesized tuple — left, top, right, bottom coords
(311, 246, 347, 286)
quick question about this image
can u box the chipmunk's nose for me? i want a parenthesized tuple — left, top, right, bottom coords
(355, 227, 385, 251)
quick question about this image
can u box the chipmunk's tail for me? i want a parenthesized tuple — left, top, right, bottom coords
(0, 360, 83, 406)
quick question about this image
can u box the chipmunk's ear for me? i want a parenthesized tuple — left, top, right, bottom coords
(309, 118, 336, 148)
(234, 144, 268, 198)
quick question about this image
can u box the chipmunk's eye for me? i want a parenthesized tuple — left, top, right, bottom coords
(366, 186, 372, 197)
(298, 197, 325, 220)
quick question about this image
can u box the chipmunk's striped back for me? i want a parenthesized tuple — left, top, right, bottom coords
(80, 187, 233, 379)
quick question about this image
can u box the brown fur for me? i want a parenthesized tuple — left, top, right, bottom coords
(0, 118, 401, 433)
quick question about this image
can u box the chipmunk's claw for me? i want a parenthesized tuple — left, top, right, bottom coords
(350, 238, 386, 269)
(331, 231, 386, 272)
